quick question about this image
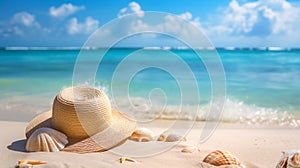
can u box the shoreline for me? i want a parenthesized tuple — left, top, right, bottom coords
(1, 120, 299, 167)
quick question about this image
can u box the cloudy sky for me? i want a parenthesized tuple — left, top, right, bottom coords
(1, 0, 300, 47)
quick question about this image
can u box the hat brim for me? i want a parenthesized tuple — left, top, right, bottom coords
(25, 109, 136, 153)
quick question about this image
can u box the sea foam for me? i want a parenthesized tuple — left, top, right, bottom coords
(111, 97, 300, 127)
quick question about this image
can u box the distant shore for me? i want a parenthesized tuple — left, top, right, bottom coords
(2, 46, 300, 51)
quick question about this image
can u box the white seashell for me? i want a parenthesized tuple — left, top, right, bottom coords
(157, 130, 172, 141)
(165, 134, 187, 142)
(181, 145, 200, 153)
(129, 128, 154, 142)
(26, 127, 68, 152)
(277, 150, 300, 168)
(157, 130, 186, 142)
(203, 150, 244, 168)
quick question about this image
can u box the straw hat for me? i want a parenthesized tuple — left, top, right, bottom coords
(25, 86, 136, 153)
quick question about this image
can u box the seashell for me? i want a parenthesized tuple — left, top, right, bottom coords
(165, 134, 187, 142)
(26, 127, 68, 152)
(290, 152, 300, 167)
(157, 130, 186, 142)
(277, 156, 289, 168)
(181, 145, 200, 153)
(276, 150, 300, 168)
(157, 130, 172, 141)
(129, 128, 154, 142)
(203, 150, 244, 168)
(18, 163, 33, 168)
(17, 160, 46, 168)
(119, 157, 138, 163)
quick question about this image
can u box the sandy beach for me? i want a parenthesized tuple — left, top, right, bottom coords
(2, 0, 300, 167)
(1, 120, 299, 168)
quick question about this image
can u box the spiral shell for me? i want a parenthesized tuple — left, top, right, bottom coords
(276, 150, 300, 168)
(157, 130, 186, 142)
(129, 128, 154, 142)
(203, 150, 244, 167)
(26, 127, 68, 152)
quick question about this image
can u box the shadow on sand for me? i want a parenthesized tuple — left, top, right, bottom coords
(7, 139, 27, 152)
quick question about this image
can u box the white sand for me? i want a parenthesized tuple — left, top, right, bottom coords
(1, 120, 299, 168)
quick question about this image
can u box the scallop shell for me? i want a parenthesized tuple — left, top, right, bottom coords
(157, 130, 186, 142)
(276, 150, 300, 168)
(203, 150, 244, 167)
(129, 128, 154, 142)
(26, 127, 68, 152)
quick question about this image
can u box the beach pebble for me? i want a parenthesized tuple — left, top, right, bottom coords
(181, 145, 200, 153)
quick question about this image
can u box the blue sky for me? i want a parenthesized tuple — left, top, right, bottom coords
(1, 0, 300, 47)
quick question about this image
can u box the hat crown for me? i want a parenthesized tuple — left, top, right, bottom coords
(52, 86, 112, 139)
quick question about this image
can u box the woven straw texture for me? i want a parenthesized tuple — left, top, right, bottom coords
(25, 86, 136, 153)
(52, 86, 113, 139)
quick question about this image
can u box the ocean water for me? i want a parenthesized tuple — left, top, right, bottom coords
(0, 48, 300, 127)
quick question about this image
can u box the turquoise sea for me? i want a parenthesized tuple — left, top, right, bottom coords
(0, 48, 300, 127)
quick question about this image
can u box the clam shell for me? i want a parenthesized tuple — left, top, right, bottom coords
(203, 150, 244, 167)
(26, 127, 68, 152)
(181, 145, 200, 153)
(129, 128, 154, 142)
(165, 134, 187, 142)
(157, 130, 172, 141)
(157, 130, 186, 142)
(277, 150, 300, 168)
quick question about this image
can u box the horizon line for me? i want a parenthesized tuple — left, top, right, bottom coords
(1, 46, 300, 51)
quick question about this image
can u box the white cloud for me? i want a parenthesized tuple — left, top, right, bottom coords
(130, 12, 203, 40)
(210, 0, 300, 36)
(202, 0, 300, 47)
(13, 26, 23, 36)
(87, 9, 206, 47)
(67, 17, 99, 35)
(12, 12, 40, 28)
(179, 12, 201, 28)
(50, 3, 85, 17)
(118, 2, 144, 18)
(179, 12, 192, 20)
